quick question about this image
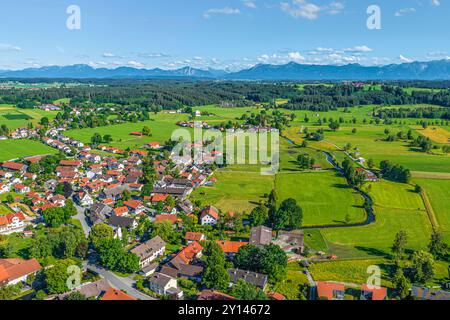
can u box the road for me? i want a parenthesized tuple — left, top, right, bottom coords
(86, 263, 157, 301)
(304, 269, 317, 300)
(73, 202, 91, 237)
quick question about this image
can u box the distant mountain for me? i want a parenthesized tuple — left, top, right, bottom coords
(228, 60, 450, 80)
(1, 60, 450, 80)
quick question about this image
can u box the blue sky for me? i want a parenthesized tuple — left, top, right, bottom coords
(0, 0, 448, 70)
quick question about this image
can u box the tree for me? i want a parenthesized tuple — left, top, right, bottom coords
(329, 121, 340, 132)
(5, 194, 14, 204)
(443, 145, 450, 155)
(392, 230, 408, 262)
(271, 198, 303, 231)
(103, 134, 113, 143)
(96, 238, 139, 273)
(267, 189, 278, 209)
(428, 232, 448, 260)
(43, 207, 71, 228)
(142, 126, 152, 136)
(44, 259, 77, 294)
(89, 223, 114, 249)
(40, 117, 49, 127)
(410, 251, 435, 284)
(151, 221, 175, 242)
(64, 291, 88, 300)
(250, 206, 269, 227)
(231, 279, 267, 300)
(201, 242, 229, 290)
(393, 268, 410, 299)
(234, 244, 287, 284)
(90, 133, 102, 145)
(165, 195, 175, 208)
(122, 189, 131, 201)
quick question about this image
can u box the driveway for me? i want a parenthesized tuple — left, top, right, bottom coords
(72, 202, 91, 237)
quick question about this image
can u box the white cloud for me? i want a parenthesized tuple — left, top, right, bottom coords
(431, 0, 440, 6)
(102, 52, 116, 58)
(243, 0, 257, 9)
(288, 51, 305, 62)
(137, 52, 171, 59)
(203, 7, 242, 19)
(399, 55, 413, 63)
(0, 43, 22, 52)
(344, 45, 373, 53)
(395, 8, 416, 17)
(127, 60, 145, 68)
(281, 0, 344, 20)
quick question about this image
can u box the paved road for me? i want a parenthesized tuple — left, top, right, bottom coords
(304, 269, 316, 300)
(86, 264, 156, 301)
(73, 202, 91, 237)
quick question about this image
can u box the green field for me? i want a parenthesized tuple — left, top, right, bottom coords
(65, 113, 190, 149)
(273, 263, 309, 300)
(316, 181, 433, 259)
(276, 171, 366, 226)
(0, 106, 58, 129)
(414, 178, 450, 243)
(190, 171, 274, 214)
(0, 139, 58, 162)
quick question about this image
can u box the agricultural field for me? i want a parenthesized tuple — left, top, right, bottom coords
(65, 113, 190, 149)
(0, 105, 58, 129)
(414, 178, 450, 243)
(415, 126, 450, 144)
(190, 171, 274, 214)
(276, 171, 366, 227)
(0, 139, 58, 162)
(316, 181, 433, 259)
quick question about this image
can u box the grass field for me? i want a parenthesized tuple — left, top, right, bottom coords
(65, 113, 190, 149)
(276, 171, 366, 226)
(0, 106, 58, 129)
(415, 126, 450, 144)
(309, 259, 394, 287)
(273, 263, 309, 300)
(190, 171, 274, 214)
(0, 203, 13, 215)
(313, 181, 433, 259)
(414, 178, 450, 243)
(0, 139, 58, 162)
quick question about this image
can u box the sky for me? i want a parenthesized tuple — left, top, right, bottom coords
(0, 0, 449, 71)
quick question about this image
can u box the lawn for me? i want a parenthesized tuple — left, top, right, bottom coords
(190, 171, 274, 214)
(276, 171, 366, 227)
(0, 204, 13, 216)
(309, 259, 394, 288)
(0, 139, 58, 162)
(273, 263, 309, 300)
(414, 178, 450, 243)
(65, 113, 189, 149)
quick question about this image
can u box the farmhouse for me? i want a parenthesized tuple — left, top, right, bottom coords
(249, 226, 273, 246)
(199, 206, 219, 226)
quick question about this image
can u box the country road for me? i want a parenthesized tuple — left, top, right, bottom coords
(86, 263, 157, 301)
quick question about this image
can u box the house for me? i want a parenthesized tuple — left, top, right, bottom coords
(50, 194, 66, 207)
(101, 186, 126, 201)
(0, 183, 10, 194)
(316, 281, 345, 300)
(1, 162, 26, 173)
(150, 194, 169, 205)
(89, 203, 113, 225)
(228, 268, 268, 290)
(272, 230, 305, 254)
(113, 206, 130, 217)
(108, 215, 138, 230)
(199, 206, 219, 226)
(169, 242, 203, 269)
(131, 236, 166, 269)
(155, 214, 178, 225)
(249, 226, 273, 246)
(23, 173, 37, 181)
(0, 258, 42, 286)
(146, 142, 161, 150)
(311, 164, 322, 171)
(14, 183, 30, 194)
(0, 212, 27, 235)
(411, 286, 450, 301)
(148, 272, 181, 297)
(141, 263, 159, 277)
(56, 278, 111, 300)
(161, 264, 204, 283)
(185, 232, 206, 244)
(124, 199, 146, 215)
(101, 288, 137, 301)
(59, 160, 82, 167)
(360, 284, 387, 300)
(75, 192, 94, 207)
(355, 168, 379, 182)
(216, 240, 248, 256)
(197, 290, 236, 301)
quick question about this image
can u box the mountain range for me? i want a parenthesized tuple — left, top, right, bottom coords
(1, 60, 450, 80)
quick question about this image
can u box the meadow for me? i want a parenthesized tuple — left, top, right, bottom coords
(0, 105, 58, 129)
(0, 139, 58, 162)
(276, 171, 366, 227)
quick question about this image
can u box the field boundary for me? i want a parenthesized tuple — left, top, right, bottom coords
(419, 189, 439, 232)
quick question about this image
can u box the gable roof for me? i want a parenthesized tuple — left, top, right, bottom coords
(0, 258, 41, 284)
(249, 226, 273, 246)
(216, 240, 248, 254)
(200, 206, 219, 220)
(228, 268, 268, 289)
(131, 236, 166, 262)
(316, 281, 345, 300)
(361, 284, 387, 300)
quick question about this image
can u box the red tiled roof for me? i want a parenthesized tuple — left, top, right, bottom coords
(0, 258, 41, 284)
(361, 284, 387, 300)
(60, 160, 82, 167)
(113, 206, 129, 216)
(268, 292, 286, 300)
(101, 288, 137, 301)
(151, 194, 169, 203)
(185, 232, 205, 242)
(216, 241, 248, 254)
(176, 241, 203, 263)
(200, 206, 219, 220)
(155, 214, 178, 224)
(316, 281, 345, 300)
(124, 200, 142, 209)
(2, 162, 25, 171)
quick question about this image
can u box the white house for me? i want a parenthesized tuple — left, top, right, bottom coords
(76, 192, 94, 207)
(0, 258, 42, 286)
(131, 236, 166, 269)
(199, 206, 219, 226)
(0, 213, 27, 235)
(148, 272, 178, 295)
(0, 183, 10, 194)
